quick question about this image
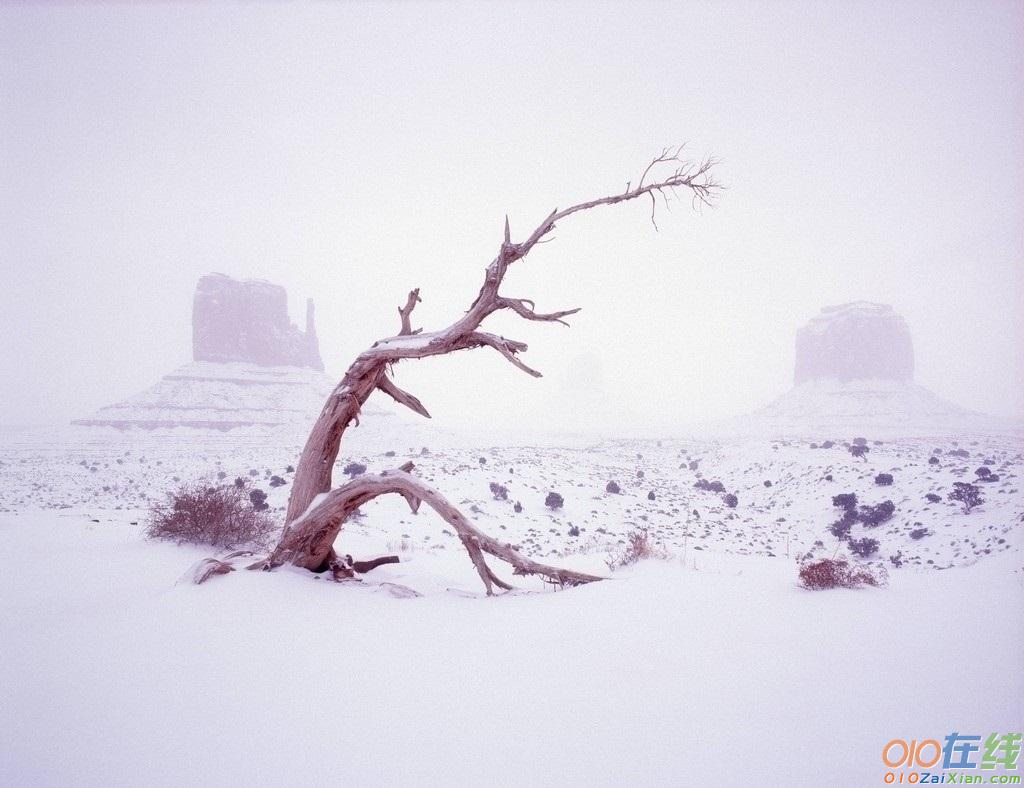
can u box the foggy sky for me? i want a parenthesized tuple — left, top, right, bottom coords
(1, 1, 1022, 431)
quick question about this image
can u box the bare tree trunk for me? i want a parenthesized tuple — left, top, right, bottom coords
(200, 148, 719, 592)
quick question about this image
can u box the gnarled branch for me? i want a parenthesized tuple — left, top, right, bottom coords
(270, 465, 603, 593)
(260, 147, 720, 592)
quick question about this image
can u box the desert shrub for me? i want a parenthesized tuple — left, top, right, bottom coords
(889, 551, 904, 568)
(249, 488, 269, 511)
(948, 482, 983, 513)
(647, 490, 656, 500)
(910, 527, 930, 540)
(723, 493, 738, 508)
(925, 493, 941, 503)
(852, 437, 868, 446)
(829, 515, 854, 541)
(636, 469, 644, 478)
(269, 475, 287, 488)
(848, 537, 880, 558)
(928, 456, 940, 466)
(849, 444, 869, 459)
(975, 467, 991, 479)
(949, 448, 969, 458)
(606, 480, 621, 494)
(513, 501, 523, 513)
(342, 462, 367, 478)
(234, 477, 246, 489)
(874, 473, 893, 486)
(764, 480, 772, 487)
(832, 493, 858, 511)
(568, 525, 580, 537)
(489, 482, 508, 500)
(147, 482, 276, 548)
(821, 440, 835, 449)
(694, 478, 725, 493)
(798, 558, 884, 590)
(858, 500, 895, 527)
(545, 491, 564, 510)
(286, 464, 295, 472)
(605, 527, 668, 570)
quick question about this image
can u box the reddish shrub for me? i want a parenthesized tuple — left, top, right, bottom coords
(798, 558, 885, 590)
(147, 482, 276, 549)
(605, 527, 669, 570)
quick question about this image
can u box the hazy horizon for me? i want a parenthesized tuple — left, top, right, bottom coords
(2, 1, 1022, 431)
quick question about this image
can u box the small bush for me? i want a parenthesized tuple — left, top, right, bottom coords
(848, 537, 880, 558)
(147, 482, 275, 548)
(606, 481, 621, 494)
(829, 515, 854, 541)
(342, 462, 367, 478)
(949, 482, 983, 513)
(928, 456, 939, 466)
(647, 490, 656, 500)
(545, 491, 564, 510)
(489, 482, 509, 500)
(925, 493, 941, 503)
(799, 558, 884, 590)
(694, 478, 725, 493)
(910, 527, 930, 540)
(249, 488, 269, 511)
(269, 475, 287, 488)
(849, 444, 869, 459)
(832, 493, 858, 511)
(874, 473, 893, 486)
(605, 527, 668, 570)
(723, 493, 738, 508)
(858, 500, 895, 527)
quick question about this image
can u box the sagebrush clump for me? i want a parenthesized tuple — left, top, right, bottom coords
(798, 558, 885, 590)
(147, 482, 276, 548)
(605, 527, 669, 570)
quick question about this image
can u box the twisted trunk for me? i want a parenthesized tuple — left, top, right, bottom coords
(205, 148, 719, 592)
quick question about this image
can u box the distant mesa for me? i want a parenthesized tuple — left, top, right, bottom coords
(193, 273, 323, 371)
(73, 274, 367, 431)
(794, 302, 913, 384)
(737, 301, 986, 435)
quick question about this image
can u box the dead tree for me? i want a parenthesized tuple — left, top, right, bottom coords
(197, 147, 720, 592)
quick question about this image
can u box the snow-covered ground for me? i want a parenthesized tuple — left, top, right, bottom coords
(1, 424, 1022, 786)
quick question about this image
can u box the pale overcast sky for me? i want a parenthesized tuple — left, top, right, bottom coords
(1, 1, 1021, 430)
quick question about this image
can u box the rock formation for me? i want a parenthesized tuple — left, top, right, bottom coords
(73, 274, 364, 430)
(192, 274, 323, 371)
(794, 302, 913, 384)
(733, 301, 981, 436)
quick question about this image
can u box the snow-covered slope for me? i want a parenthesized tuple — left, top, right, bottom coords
(0, 510, 1020, 788)
(70, 361, 391, 431)
(0, 424, 1020, 786)
(720, 379, 1017, 438)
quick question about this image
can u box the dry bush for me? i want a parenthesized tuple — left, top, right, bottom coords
(147, 482, 277, 549)
(606, 527, 670, 571)
(798, 558, 886, 590)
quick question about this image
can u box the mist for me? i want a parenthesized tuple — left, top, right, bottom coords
(1, 1, 1021, 431)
